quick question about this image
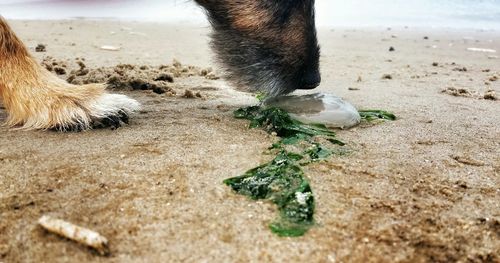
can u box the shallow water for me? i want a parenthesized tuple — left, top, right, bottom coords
(1, 0, 500, 29)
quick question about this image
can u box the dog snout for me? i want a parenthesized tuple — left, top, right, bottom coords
(300, 68, 321, 90)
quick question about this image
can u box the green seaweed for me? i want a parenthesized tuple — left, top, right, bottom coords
(228, 106, 346, 236)
(234, 106, 341, 142)
(223, 152, 314, 237)
(359, 110, 396, 121)
(255, 91, 269, 102)
(274, 133, 311, 147)
(299, 143, 351, 165)
(226, 106, 395, 237)
(304, 143, 334, 162)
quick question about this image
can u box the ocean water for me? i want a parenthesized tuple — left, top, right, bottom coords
(1, 0, 500, 30)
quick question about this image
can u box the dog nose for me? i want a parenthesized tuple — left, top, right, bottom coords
(300, 69, 321, 90)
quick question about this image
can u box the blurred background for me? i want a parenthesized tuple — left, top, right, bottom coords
(1, 0, 500, 29)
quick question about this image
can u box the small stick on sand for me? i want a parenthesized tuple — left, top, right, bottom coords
(38, 215, 110, 256)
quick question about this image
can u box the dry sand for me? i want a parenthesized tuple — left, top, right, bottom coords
(0, 20, 499, 263)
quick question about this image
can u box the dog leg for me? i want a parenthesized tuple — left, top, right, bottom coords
(0, 17, 140, 131)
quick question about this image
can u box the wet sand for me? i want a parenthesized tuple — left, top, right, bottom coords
(0, 20, 499, 262)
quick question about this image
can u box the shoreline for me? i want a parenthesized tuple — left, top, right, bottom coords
(3, 18, 500, 34)
(2, 0, 500, 31)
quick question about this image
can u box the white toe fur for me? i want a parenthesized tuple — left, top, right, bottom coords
(88, 93, 141, 119)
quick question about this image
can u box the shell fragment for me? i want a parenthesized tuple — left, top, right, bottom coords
(100, 45, 121, 51)
(38, 215, 109, 256)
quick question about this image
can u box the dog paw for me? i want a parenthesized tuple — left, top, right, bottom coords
(52, 93, 140, 132)
(57, 110, 131, 132)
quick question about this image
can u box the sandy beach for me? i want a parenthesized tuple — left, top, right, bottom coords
(0, 20, 499, 262)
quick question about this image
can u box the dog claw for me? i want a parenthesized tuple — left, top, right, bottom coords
(119, 110, 129, 124)
(93, 114, 123, 130)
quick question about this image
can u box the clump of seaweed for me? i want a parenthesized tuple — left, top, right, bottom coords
(224, 152, 314, 237)
(359, 110, 396, 121)
(225, 106, 344, 236)
(225, 106, 396, 237)
(234, 106, 344, 144)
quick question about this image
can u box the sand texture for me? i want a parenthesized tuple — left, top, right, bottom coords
(0, 20, 499, 263)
